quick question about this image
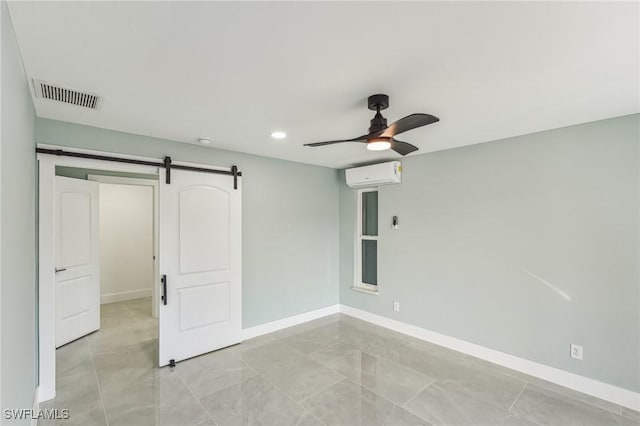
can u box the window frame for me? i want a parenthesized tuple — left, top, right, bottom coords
(353, 187, 379, 294)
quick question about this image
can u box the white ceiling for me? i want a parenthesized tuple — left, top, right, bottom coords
(8, 1, 639, 169)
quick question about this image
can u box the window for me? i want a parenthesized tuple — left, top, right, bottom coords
(355, 188, 378, 293)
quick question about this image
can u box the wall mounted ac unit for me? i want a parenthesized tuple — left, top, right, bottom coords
(345, 161, 402, 188)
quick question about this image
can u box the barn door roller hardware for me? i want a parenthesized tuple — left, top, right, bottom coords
(164, 156, 172, 184)
(35, 148, 242, 188)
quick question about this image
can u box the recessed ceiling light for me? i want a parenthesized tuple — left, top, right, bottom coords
(198, 137, 212, 145)
(271, 131, 287, 139)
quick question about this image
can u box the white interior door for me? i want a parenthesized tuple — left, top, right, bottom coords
(159, 169, 241, 366)
(55, 176, 100, 348)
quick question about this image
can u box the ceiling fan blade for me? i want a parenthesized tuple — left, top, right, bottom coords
(382, 113, 439, 137)
(304, 135, 368, 147)
(390, 139, 419, 156)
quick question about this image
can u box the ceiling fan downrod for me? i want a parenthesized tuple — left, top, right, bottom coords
(368, 94, 389, 134)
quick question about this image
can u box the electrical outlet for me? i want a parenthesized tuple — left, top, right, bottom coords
(393, 301, 400, 312)
(570, 344, 583, 360)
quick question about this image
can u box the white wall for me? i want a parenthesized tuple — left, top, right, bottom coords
(98, 183, 153, 304)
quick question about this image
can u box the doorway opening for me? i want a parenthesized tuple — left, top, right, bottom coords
(54, 166, 159, 347)
(38, 146, 243, 403)
(52, 167, 160, 409)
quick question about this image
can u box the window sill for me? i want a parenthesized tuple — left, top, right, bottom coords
(351, 286, 379, 296)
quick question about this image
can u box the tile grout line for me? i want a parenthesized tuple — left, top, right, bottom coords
(257, 372, 330, 426)
(619, 408, 640, 423)
(296, 375, 349, 406)
(241, 318, 616, 425)
(174, 370, 219, 426)
(291, 337, 342, 355)
(401, 380, 435, 409)
(355, 334, 541, 418)
(87, 334, 110, 426)
(402, 330, 626, 418)
(522, 378, 625, 416)
(340, 315, 613, 414)
(91, 300, 154, 426)
(90, 307, 628, 426)
(508, 382, 528, 412)
(317, 351, 432, 411)
(402, 379, 469, 426)
(91, 302, 150, 355)
(444, 380, 523, 415)
(264, 325, 442, 411)
(290, 391, 329, 426)
(176, 348, 268, 412)
(445, 382, 477, 425)
(322, 327, 453, 387)
(308, 335, 441, 403)
(123, 299, 155, 341)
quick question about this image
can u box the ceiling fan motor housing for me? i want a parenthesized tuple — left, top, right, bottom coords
(368, 94, 390, 134)
(369, 114, 388, 135)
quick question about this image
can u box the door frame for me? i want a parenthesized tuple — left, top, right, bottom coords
(37, 144, 238, 402)
(87, 175, 159, 318)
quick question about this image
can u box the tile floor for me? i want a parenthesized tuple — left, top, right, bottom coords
(41, 298, 639, 426)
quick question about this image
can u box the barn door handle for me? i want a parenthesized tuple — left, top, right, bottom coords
(55, 267, 67, 273)
(161, 274, 167, 305)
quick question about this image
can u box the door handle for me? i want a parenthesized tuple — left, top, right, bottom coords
(55, 267, 67, 273)
(161, 274, 167, 305)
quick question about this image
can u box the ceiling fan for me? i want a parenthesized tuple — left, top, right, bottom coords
(304, 94, 439, 156)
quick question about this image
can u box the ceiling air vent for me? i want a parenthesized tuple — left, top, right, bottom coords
(33, 80, 102, 110)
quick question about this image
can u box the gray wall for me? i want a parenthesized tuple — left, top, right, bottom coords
(339, 114, 639, 392)
(1, 0, 38, 420)
(36, 118, 340, 328)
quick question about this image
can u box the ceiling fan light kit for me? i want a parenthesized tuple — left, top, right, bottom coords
(304, 94, 439, 156)
(366, 137, 392, 151)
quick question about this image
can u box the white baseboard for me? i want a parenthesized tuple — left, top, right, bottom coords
(101, 288, 151, 304)
(339, 304, 640, 412)
(30, 386, 40, 426)
(239, 303, 638, 411)
(242, 304, 339, 340)
(35, 298, 635, 411)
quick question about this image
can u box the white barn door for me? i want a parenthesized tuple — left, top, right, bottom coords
(55, 176, 101, 347)
(158, 169, 241, 366)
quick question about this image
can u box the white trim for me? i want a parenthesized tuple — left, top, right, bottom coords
(38, 160, 56, 402)
(338, 304, 640, 412)
(30, 386, 40, 426)
(350, 286, 379, 296)
(354, 187, 379, 291)
(87, 174, 159, 318)
(101, 289, 152, 305)
(39, 154, 162, 402)
(241, 304, 339, 340)
(0, 62, 2, 419)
